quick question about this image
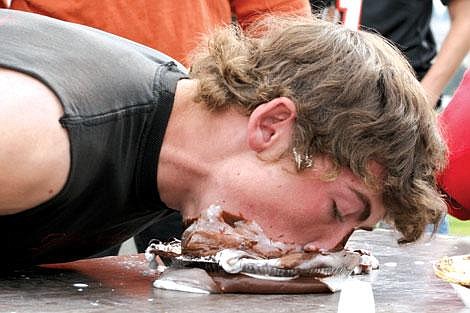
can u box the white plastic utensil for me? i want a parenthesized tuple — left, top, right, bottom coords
(337, 278, 375, 313)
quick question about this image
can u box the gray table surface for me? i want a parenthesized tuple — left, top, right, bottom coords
(1, 229, 469, 313)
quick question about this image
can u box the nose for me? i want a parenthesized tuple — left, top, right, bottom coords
(303, 228, 355, 252)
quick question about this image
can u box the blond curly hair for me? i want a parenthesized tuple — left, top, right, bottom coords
(189, 16, 447, 243)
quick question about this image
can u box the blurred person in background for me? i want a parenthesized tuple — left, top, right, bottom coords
(309, 0, 470, 110)
(1, 0, 311, 67)
(438, 69, 470, 222)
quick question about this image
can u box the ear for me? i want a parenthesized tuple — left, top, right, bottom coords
(247, 97, 297, 155)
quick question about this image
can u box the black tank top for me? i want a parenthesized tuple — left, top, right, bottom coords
(0, 9, 187, 266)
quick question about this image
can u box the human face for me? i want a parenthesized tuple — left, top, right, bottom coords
(207, 155, 386, 251)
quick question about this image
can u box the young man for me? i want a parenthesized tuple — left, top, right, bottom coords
(0, 10, 446, 267)
(1, 0, 313, 252)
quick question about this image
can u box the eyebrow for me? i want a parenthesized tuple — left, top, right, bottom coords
(350, 188, 371, 222)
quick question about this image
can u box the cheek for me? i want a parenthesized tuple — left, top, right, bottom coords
(254, 202, 335, 245)
(224, 167, 337, 244)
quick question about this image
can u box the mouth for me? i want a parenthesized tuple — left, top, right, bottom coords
(145, 204, 362, 294)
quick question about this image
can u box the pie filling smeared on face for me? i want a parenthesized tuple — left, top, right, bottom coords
(145, 205, 378, 294)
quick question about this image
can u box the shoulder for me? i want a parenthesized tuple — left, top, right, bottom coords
(0, 68, 70, 215)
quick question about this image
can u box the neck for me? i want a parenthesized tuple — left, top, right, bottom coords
(156, 79, 248, 219)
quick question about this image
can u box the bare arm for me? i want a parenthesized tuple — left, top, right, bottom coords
(0, 68, 70, 215)
(421, 0, 470, 107)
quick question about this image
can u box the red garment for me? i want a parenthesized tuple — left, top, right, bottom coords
(7, 0, 311, 66)
(438, 69, 470, 220)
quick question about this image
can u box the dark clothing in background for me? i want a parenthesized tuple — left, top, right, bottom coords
(310, 0, 449, 79)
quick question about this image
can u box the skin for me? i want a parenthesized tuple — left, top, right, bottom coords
(158, 79, 386, 251)
(421, 0, 470, 108)
(0, 70, 385, 252)
(315, 0, 470, 108)
(0, 68, 70, 214)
